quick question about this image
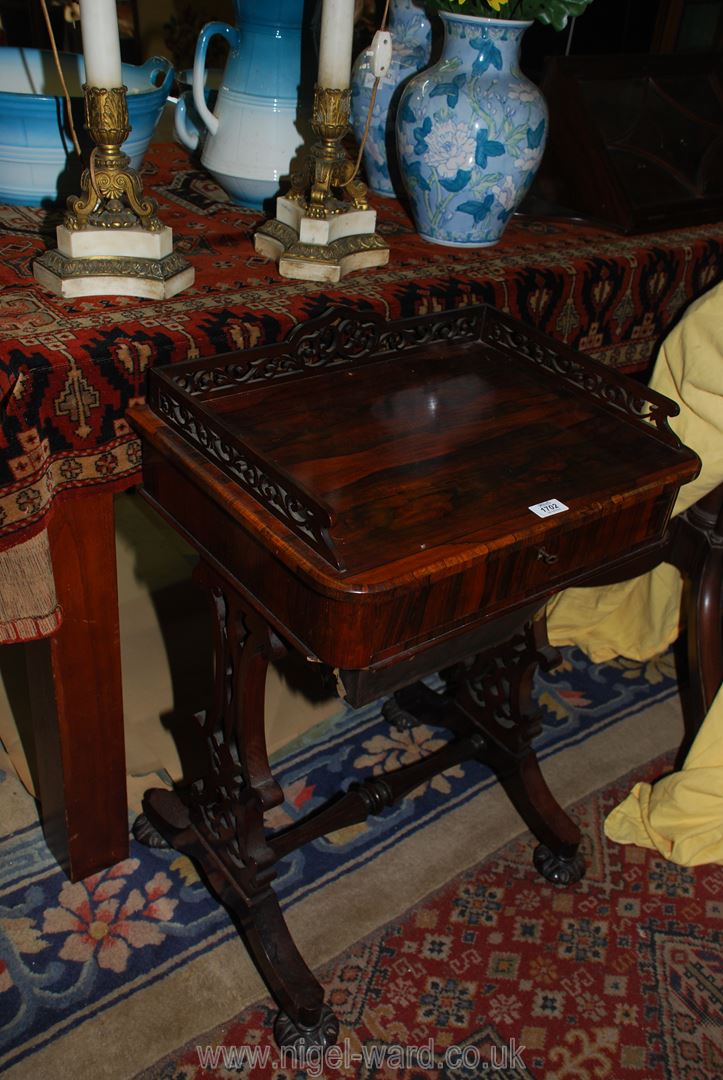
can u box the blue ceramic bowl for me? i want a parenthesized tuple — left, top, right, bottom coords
(0, 47, 174, 206)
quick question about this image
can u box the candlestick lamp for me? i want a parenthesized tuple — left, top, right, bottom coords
(254, 0, 390, 283)
(33, 0, 193, 299)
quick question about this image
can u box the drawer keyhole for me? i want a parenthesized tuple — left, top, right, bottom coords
(536, 546, 559, 565)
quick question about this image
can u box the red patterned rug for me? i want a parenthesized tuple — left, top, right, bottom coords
(141, 752, 723, 1079)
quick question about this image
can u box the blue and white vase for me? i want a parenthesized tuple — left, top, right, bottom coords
(350, 0, 432, 197)
(396, 13, 547, 246)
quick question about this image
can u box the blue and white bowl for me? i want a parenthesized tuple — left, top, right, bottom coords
(0, 47, 174, 206)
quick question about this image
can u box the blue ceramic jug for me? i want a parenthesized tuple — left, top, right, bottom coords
(175, 0, 313, 209)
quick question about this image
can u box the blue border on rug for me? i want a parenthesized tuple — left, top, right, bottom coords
(0, 646, 678, 1071)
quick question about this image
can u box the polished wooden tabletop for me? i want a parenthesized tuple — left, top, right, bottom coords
(134, 305, 699, 675)
(211, 342, 689, 575)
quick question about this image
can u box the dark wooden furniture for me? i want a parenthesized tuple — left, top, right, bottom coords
(24, 493, 127, 879)
(653, 0, 723, 53)
(646, 480, 723, 749)
(130, 305, 701, 1047)
(541, 52, 723, 232)
(4, 136, 721, 883)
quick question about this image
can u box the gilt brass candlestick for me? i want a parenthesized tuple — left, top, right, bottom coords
(33, 85, 194, 299)
(254, 86, 389, 283)
(65, 85, 162, 232)
(287, 87, 369, 218)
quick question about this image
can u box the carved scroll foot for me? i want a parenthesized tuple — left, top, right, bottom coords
(274, 1004, 340, 1051)
(382, 696, 419, 731)
(131, 811, 170, 849)
(533, 843, 586, 886)
(142, 785, 335, 1045)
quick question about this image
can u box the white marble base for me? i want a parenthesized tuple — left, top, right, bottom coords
(56, 224, 175, 260)
(281, 244, 389, 283)
(33, 250, 195, 300)
(254, 216, 389, 284)
(33, 221, 194, 299)
(276, 196, 379, 247)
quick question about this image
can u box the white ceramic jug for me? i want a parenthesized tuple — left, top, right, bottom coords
(175, 0, 313, 210)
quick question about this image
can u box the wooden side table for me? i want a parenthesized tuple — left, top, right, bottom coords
(130, 305, 700, 1047)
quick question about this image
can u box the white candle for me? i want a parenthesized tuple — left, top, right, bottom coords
(80, 0, 123, 88)
(317, 0, 355, 90)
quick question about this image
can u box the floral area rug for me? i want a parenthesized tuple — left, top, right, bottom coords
(143, 749, 723, 1080)
(0, 646, 692, 1079)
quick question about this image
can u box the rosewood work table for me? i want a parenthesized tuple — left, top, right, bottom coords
(131, 305, 699, 1047)
(2, 139, 721, 883)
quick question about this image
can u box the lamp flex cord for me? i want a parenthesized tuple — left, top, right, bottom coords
(40, 0, 108, 204)
(40, 0, 82, 156)
(342, 0, 391, 189)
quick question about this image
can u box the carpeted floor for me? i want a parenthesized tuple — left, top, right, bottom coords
(142, 750, 723, 1079)
(1, 645, 715, 1079)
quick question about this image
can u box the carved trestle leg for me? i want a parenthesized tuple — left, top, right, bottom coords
(669, 482, 723, 758)
(385, 620, 586, 886)
(140, 576, 586, 1045)
(140, 561, 338, 1049)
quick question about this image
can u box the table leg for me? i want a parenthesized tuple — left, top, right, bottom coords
(25, 489, 129, 881)
(670, 482, 723, 752)
(139, 568, 585, 1047)
(389, 620, 585, 886)
(141, 562, 338, 1049)
(458, 622, 584, 883)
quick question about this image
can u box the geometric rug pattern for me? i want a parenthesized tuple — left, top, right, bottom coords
(142, 749, 723, 1079)
(2, 644, 717, 1077)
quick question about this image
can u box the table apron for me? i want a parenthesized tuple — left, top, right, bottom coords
(139, 439, 677, 673)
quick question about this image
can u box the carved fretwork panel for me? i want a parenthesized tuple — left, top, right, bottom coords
(482, 310, 680, 441)
(452, 621, 559, 758)
(153, 389, 338, 565)
(186, 562, 286, 901)
(160, 307, 489, 399)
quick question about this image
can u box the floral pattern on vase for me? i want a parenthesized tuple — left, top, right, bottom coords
(350, 0, 432, 197)
(396, 13, 547, 246)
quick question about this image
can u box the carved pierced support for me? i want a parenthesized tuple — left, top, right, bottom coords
(454, 619, 583, 879)
(452, 620, 558, 759)
(386, 620, 585, 884)
(141, 560, 334, 1042)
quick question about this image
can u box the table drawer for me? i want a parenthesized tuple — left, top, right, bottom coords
(491, 495, 670, 605)
(368, 492, 672, 668)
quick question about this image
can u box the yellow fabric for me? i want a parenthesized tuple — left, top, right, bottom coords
(546, 280, 723, 865)
(546, 279, 723, 662)
(604, 683, 723, 865)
